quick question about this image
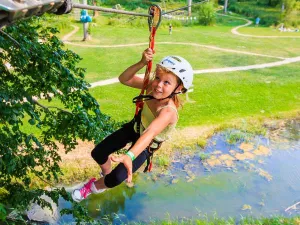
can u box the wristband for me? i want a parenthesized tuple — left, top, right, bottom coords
(126, 151, 135, 161)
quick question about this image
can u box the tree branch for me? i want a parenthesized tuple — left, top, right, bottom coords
(0, 29, 21, 46)
(32, 98, 73, 115)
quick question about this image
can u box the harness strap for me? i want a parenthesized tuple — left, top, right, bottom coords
(133, 109, 163, 173)
(143, 139, 163, 173)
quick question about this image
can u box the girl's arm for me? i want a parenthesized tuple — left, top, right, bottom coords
(110, 107, 177, 182)
(118, 48, 153, 89)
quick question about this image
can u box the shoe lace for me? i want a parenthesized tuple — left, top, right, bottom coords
(80, 178, 96, 198)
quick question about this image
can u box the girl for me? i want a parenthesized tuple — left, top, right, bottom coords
(72, 48, 193, 202)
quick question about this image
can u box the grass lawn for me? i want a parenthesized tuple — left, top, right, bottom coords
(60, 13, 299, 83)
(88, 62, 300, 128)
(64, 19, 300, 58)
(66, 44, 278, 82)
(22, 12, 300, 134)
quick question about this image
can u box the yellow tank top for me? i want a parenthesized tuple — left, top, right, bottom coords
(134, 103, 178, 145)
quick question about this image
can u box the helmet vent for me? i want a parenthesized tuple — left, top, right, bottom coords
(171, 56, 182, 62)
(179, 69, 186, 73)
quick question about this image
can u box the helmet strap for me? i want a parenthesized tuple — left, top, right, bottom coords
(132, 84, 181, 103)
(157, 83, 181, 101)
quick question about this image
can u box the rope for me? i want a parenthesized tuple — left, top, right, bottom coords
(134, 5, 161, 116)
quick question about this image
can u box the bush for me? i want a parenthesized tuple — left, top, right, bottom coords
(260, 15, 280, 26)
(197, 2, 216, 26)
(228, 2, 282, 26)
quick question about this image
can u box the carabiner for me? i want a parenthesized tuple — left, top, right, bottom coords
(148, 5, 162, 32)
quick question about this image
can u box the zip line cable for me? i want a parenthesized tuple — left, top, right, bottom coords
(72, 0, 208, 17)
(72, 3, 151, 17)
(162, 0, 209, 15)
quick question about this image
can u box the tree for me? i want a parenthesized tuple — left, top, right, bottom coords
(0, 17, 117, 223)
(281, 0, 297, 26)
(197, 2, 216, 25)
(187, 0, 192, 16)
(282, 0, 296, 14)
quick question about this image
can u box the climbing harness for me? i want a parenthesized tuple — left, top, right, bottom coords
(132, 107, 162, 173)
(131, 5, 162, 173)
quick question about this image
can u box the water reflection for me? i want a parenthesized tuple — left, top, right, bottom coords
(87, 182, 138, 223)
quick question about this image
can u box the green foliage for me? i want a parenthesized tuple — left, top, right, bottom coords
(225, 129, 252, 144)
(228, 0, 299, 27)
(0, 17, 118, 223)
(196, 2, 216, 26)
(0, 203, 7, 221)
(228, 2, 281, 26)
(101, 0, 152, 9)
(281, 0, 299, 27)
(199, 152, 209, 160)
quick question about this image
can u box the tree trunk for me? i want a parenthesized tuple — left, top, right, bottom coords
(224, 0, 228, 14)
(187, 0, 192, 16)
(281, 2, 285, 12)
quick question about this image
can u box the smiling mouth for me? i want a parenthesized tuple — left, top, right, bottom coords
(154, 89, 162, 94)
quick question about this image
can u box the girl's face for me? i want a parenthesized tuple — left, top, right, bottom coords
(151, 69, 181, 100)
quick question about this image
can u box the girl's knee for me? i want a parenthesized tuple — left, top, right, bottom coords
(91, 146, 107, 165)
(104, 170, 127, 188)
(91, 147, 98, 160)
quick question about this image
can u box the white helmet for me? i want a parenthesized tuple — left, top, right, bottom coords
(158, 55, 193, 90)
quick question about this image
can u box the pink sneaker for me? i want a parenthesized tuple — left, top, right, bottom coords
(72, 178, 96, 202)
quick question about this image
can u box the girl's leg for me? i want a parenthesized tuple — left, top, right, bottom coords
(72, 123, 141, 202)
(94, 149, 151, 189)
(91, 122, 137, 175)
(100, 159, 111, 176)
(72, 149, 151, 202)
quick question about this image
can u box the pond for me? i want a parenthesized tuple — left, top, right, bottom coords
(59, 119, 300, 224)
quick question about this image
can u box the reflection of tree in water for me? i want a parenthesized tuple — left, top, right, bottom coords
(86, 174, 146, 223)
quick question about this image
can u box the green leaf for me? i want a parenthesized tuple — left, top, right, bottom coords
(28, 118, 35, 125)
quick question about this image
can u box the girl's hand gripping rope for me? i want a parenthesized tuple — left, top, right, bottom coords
(110, 153, 134, 183)
(140, 48, 154, 66)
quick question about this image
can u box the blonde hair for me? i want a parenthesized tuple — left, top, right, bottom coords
(150, 65, 186, 108)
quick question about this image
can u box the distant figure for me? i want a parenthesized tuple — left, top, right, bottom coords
(255, 17, 260, 27)
(169, 24, 172, 35)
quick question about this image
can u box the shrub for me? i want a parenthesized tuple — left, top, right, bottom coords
(197, 2, 216, 26)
